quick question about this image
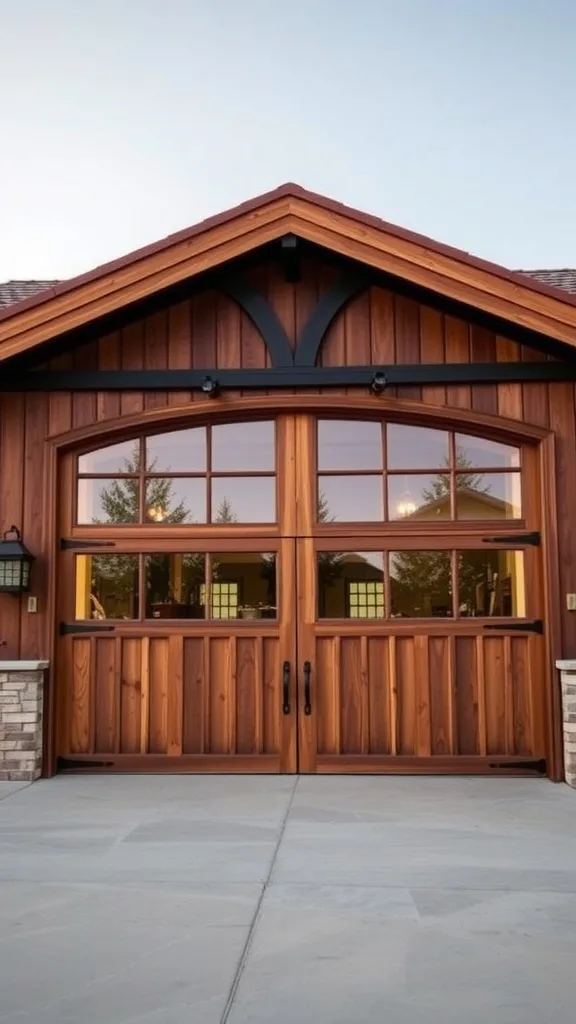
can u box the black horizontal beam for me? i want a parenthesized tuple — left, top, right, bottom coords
(2, 362, 576, 392)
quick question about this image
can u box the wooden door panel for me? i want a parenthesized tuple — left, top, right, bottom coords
(297, 615, 547, 773)
(58, 628, 295, 771)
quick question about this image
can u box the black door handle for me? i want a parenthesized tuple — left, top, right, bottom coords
(282, 660, 291, 715)
(303, 660, 312, 715)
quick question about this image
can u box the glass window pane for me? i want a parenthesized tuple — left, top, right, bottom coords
(75, 555, 139, 620)
(458, 550, 526, 617)
(211, 477, 275, 523)
(145, 478, 206, 523)
(146, 428, 206, 472)
(318, 476, 382, 522)
(78, 439, 140, 475)
(456, 472, 521, 520)
(77, 478, 139, 524)
(318, 420, 382, 470)
(455, 434, 520, 469)
(210, 553, 277, 619)
(318, 552, 384, 619)
(211, 421, 275, 471)
(387, 425, 449, 470)
(390, 551, 453, 618)
(145, 554, 206, 619)
(388, 475, 451, 521)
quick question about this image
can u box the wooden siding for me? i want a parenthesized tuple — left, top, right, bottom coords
(0, 258, 575, 667)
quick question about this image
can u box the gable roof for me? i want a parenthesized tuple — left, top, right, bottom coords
(3, 267, 576, 313)
(1, 183, 576, 362)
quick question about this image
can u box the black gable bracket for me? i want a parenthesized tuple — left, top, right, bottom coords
(294, 270, 368, 367)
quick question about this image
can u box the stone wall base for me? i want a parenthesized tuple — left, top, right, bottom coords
(0, 668, 45, 782)
(557, 662, 576, 789)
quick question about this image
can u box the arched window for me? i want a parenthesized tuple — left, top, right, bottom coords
(76, 421, 276, 525)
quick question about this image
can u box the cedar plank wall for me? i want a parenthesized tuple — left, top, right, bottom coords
(0, 256, 576, 660)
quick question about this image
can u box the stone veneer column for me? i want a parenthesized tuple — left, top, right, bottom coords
(556, 661, 576, 789)
(0, 662, 48, 781)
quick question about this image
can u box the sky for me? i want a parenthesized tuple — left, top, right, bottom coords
(0, 0, 575, 280)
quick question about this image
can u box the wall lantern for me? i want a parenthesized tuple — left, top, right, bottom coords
(0, 526, 35, 595)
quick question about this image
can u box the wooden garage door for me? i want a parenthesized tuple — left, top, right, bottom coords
(55, 411, 548, 775)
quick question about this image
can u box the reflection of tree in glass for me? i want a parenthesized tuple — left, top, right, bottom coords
(147, 553, 206, 609)
(95, 442, 190, 525)
(92, 443, 192, 616)
(214, 497, 238, 523)
(422, 446, 489, 503)
(91, 555, 138, 618)
(317, 491, 345, 615)
(391, 550, 452, 617)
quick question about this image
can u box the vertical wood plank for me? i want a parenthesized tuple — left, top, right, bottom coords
(496, 336, 523, 421)
(167, 634, 184, 755)
(455, 637, 478, 754)
(168, 301, 193, 406)
(191, 291, 217, 378)
(70, 639, 91, 754)
(236, 637, 258, 754)
(97, 332, 121, 421)
(414, 634, 431, 756)
(476, 636, 488, 755)
(182, 637, 205, 754)
(263, 636, 280, 756)
(267, 262, 296, 357)
(94, 637, 117, 754)
(549, 383, 576, 654)
(521, 345, 550, 429)
(470, 325, 498, 414)
(369, 286, 396, 396)
(144, 310, 169, 410)
(368, 637, 389, 754)
(445, 316, 471, 409)
(341, 637, 364, 753)
(120, 639, 141, 754)
(203, 636, 212, 754)
(210, 638, 230, 754)
(216, 294, 242, 401)
(140, 636, 150, 754)
(397, 637, 416, 755)
(149, 637, 169, 753)
(483, 636, 505, 754)
(114, 637, 122, 754)
(447, 634, 457, 755)
(428, 636, 451, 755)
(420, 306, 446, 407)
(48, 353, 73, 436)
(503, 635, 515, 754)
(21, 394, 48, 658)
(120, 321, 145, 417)
(343, 292, 371, 395)
(388, 636, 398, 755)
(395, 296, 421, 401)
(72, 341, 98, 427)
(254, 635, 264, 755)
(0, 393, 25, 657)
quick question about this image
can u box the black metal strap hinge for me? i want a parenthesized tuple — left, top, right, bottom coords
(482, 532, 540, 547)
(60, 539, 116, 550)
(59, 622, 115, 636)
(483, 619, 543, 634)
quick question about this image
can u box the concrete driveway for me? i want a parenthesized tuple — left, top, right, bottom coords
(0, 775, 575, 1024)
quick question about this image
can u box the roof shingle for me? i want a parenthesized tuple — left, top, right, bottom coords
(0, 280, 60, 308)
(519, 269, 576, 294)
